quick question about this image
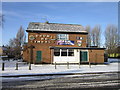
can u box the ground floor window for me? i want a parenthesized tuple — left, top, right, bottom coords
(68, 49, 74, 56)
(54, 49, 74, 56)
(54, 49, 60, 56)
(61, 49, 67, 56)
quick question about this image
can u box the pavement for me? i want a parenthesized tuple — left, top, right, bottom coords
(1, 71, 120, 77)
(1, 61, 119, 77)
(1, 59, 120, 89)
(2, 71, 120, 89)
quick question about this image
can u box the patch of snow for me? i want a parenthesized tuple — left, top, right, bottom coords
(1, 61, 119, 77)
(1, 58, 119, 82)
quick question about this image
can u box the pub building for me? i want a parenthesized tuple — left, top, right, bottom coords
(23, 22, 105, 64)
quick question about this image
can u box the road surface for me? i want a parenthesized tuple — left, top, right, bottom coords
(2, 72, 120, 90)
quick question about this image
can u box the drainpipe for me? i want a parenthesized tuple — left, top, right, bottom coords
(28, 45, 34, 64)
(51, 49, 53, 64)
(95, 53, 97, 64)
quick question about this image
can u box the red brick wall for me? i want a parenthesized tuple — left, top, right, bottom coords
(89, 50, 104, 63)
(23, 32, 87, 63)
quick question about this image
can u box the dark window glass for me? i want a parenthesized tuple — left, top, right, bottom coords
(61, 49, 67, 56)
(68, 49, 74, 56)
(76, 36, 80, 40)
(54, 49, 60, 56)
(76, 36, 83, 40)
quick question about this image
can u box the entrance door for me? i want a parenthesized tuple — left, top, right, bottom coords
(36, 51, 42, 62)
(80, 51, 88, 62)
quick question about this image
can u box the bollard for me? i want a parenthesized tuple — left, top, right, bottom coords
(15, 63, 18, 70)
(29, 63, 31, 70)
(55, 62, 57, 69)
(89, 62, 91, 68)
(2, 62, 4, 71)
(79, 62, 80, 68)
(67, 62, 69, 69)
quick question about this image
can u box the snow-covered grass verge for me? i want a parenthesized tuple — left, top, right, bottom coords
(0, 59, 119, 76)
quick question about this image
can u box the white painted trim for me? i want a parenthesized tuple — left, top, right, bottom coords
(53, 49, 79, 63)
(53, 49, 91, 63)
(27, 29, 87, 33)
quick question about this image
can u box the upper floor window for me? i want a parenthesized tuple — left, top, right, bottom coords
(57, 34, 69, 40)
(76, 36, 83, 40)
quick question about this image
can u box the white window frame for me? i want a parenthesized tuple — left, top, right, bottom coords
(54, 49, 74, 57)
(57, 34, 69, 40)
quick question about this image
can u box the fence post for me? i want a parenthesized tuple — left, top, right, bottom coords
(15, 63, 18, 70)
(55, 62, 57, 69)
(79, 62, 80, 68)
(67, 62, 69, 69)
(29, 63, 31, 70)
(89, 61, 91, 68)
(2, 62, 4, 71)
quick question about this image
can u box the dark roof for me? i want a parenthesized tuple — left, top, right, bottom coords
(50, 47, 106, 50)
(27, 22, 87, 33)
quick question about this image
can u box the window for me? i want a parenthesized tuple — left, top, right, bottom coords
(57, 34, 69, 40)
(54, 49, 60, 56)
(68, 49, 74, 56)
(76, 36, 80, 40)
(80, 37, 83, 40)
(76, 36, 83, 40)
(61, 49, 67, 56)
(54, 49, 74, 57)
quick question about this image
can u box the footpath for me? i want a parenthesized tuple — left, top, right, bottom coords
(0, 60, 119, 77)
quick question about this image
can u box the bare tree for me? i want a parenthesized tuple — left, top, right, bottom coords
(16, 26, 26, 47)
(85, 25, 91, 47)
(105, 24, 118, 55)
(91, 25, 101, 47)
(8, 38, 21, 57)
(7, 26, 26, 59)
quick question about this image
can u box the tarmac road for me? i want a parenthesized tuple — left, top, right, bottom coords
(2, 72, 120, 90)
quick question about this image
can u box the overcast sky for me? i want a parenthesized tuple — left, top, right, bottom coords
(1, 2, 118, 46)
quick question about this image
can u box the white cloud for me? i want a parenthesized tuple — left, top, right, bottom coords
(3, 10, 24, 18)
(2, 10, 64, 23)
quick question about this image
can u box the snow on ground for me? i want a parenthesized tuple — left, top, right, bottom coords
(0, 58, 119, 76)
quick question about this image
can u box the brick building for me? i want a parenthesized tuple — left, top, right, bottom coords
(23, 22, 105, 64)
